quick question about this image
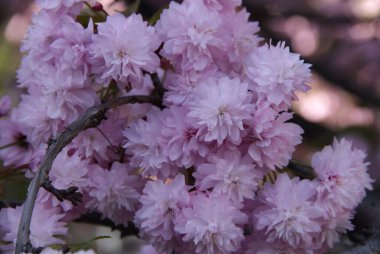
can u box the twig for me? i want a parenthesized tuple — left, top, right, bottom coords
(42, 180, 83, 206)
(15, 94, 159, 253)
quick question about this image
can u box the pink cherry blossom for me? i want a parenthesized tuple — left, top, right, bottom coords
(175, 193, 247, 254)
(254, 174, 325, 249)
(0, 203, 67, 253)
(245, 41, 311, 109)
(311, 138, 373, 214)
(90, 13, 161, 89)
(247, 105, 303, 170)
(161, 106, 208, 168)
(194, 150, 262, 203)
(86, 162, 144, 225)
(156, 0, 226, 72)
(135, 175, 189, 252)
(188, 76, 254, 145)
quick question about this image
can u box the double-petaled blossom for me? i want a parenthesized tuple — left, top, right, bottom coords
(253, 174, 325, 250)
(135, 175, 189, 253)
(175, 193, 247, 254)
(161, 106, 208, 168)
(123, 107, 177, 178)
(85, 162, 144, 225)
(245, 42, 311, 109)
(188, 76, 254, 145)
(156, 0, 226, 72)
(311, 138, 373, 214)
(90, 13, 161, 89)
(194, 151, 262, 203)
(247, 105, 303, 170)
(0, 203, 67, 254)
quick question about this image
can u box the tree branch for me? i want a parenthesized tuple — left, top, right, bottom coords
(15, 94, 159, 253)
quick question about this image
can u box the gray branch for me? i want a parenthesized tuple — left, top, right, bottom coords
(15, 94, 159, 253)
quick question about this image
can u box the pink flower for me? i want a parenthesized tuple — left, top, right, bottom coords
(216, 8, 261, 73)
(194, 150, 262, 203)
(0, 203, 67, 253)
(71, 109, 126, 167)
(317, 210, 353, 249)
(10, 92, 62, 147)
(311, 138, 373, 214)
(90, 13, 161, 89)
(175, 193, 247, 254)
(188, 76, 254, 145)
(86, 162, 144, 225)
(161, 106, 208, 168)
(247, 105, 303, 170)
(123, 107, 178, 178)
(50, 148, 90, 190)
(254, 174, 325, 249)
(245, 42, 311, 108)
(135, 175, 189, 252)
(163, 67, 220, 106)
(156, 0, 225, 71)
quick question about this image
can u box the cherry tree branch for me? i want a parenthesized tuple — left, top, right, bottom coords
(15, 94, 160, 253)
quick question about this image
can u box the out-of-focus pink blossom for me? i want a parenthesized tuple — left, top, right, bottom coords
(36, 0, 84, 16)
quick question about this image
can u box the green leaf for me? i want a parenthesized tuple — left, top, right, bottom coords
(149, 4, 169, 25)
(76, 8, 107, 28)
(285, 160, 317, 179)
(124, 0, 141, 17)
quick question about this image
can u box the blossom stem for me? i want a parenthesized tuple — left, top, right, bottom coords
(0, 141, 19, 150)
(15, 94, 159, 253)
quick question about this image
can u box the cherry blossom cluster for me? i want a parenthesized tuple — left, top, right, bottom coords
(0, 0, 373, 253)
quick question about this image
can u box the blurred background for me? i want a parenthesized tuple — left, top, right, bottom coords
(0, 0, 379, 253)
